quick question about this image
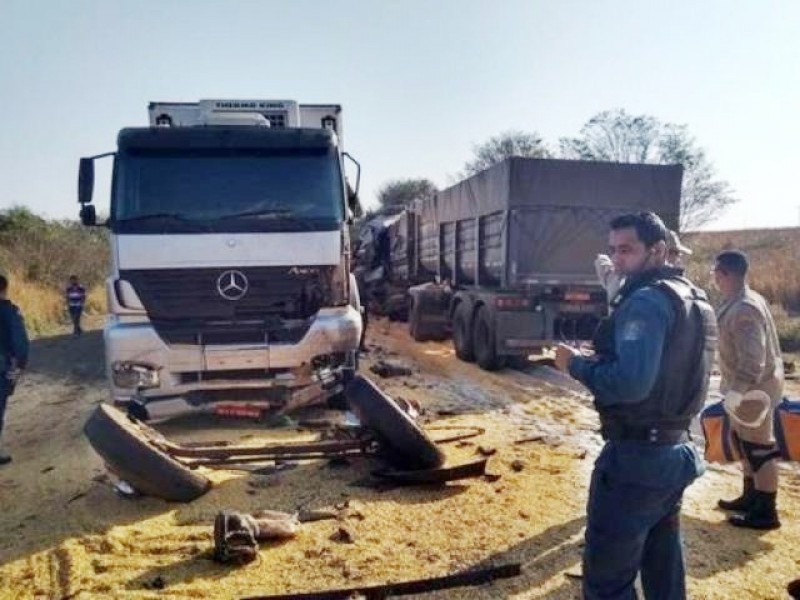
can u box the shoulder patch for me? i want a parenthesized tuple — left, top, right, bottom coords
(621, 319, 646, 341)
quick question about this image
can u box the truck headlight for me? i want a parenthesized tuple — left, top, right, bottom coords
(112, 362, 160, 390)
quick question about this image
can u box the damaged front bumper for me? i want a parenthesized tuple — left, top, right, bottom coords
(105, 306, 362, 421)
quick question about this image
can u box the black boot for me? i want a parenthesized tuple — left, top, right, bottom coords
(718, 477, 755, 511)
(728, 491, 780, 530)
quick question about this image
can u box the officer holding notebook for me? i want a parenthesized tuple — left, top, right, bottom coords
(555, 212, 716, 600)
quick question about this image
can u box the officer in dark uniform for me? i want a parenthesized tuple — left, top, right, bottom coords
(0, 274, 30, 466)
(555, 212, 717, 599)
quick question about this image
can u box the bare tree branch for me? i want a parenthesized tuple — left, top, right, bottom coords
(560, 109, 736, 229)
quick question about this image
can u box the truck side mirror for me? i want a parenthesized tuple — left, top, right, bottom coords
(347, 187, 363, 219)
(342, 152, 362, 218)
(80, 203, 97, 226)
(78, 158, 95, 206)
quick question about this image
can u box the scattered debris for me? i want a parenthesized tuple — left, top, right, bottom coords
(65, 491, 87, 505)
(477, 445, 497, 457)
(252, 510, 300, 539)
(240, 562, 521, 599)
(513, 434, 563, 448)
(484, 473, 502, 483)
(426, 425, 486, 445)
(436, 409, 460, 416)
(213, 512, 260, 565)
(514, 434, 544, 445)
(213, 510, 299, 565)
(297, 508, 339, 523)
(40, 466, 55, 474)
(510, 459, 526, 472)
(143, 575, 166, 590)
(330, 527, 355, 544)
(369, 360, 413, 378)
(372, 459, 488, 485)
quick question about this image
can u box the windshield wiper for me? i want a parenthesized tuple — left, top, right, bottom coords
(117, 212, 198, 224)
(217, 208, 295, 220)
(216, 208, 318, 230)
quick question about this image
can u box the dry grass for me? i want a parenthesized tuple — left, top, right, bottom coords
(684, 228, 800, 310)
(684, 227, 800, 350)
(1, 207, 109, 336)
(5, 269, 64, 335)
(5, 268, 105, 336)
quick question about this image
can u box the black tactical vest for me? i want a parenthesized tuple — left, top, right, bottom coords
(592, 267, 718, 431)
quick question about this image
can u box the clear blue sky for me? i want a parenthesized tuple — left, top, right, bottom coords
(1, 0, 797, 230)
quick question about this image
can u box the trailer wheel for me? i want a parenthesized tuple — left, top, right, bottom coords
(408, 299, 428, 342)
(452, 303, 476, 362)
(84, 404, 212, 502)
(345, 375, 444, 470)
(473, 305, 506, 371)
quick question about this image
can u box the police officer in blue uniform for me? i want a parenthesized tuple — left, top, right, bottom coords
(555, 212, 717, 599)
(0, 274, 30, 466)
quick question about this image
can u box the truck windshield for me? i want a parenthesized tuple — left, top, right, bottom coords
(112, 149, 344, 233)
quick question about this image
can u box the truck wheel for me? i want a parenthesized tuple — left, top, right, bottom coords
(345, 375, 444, 470)
(408, 300, 428, 342)
(84, 404, 212, 502)
(452, 303, 475, 362)
(473, 305, 506, 371)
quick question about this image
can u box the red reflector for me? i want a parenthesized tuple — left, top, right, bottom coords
(495, 297, 531, 309)
(564, 291, 591, 302)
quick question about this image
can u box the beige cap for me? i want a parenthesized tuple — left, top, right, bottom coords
(667, 230, 692, 255)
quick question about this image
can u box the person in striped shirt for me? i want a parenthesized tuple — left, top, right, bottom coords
(65, 275, 86, 336)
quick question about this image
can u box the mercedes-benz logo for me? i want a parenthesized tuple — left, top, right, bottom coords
(217, 270, 249, 301)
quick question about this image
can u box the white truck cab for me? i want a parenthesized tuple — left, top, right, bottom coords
(78, 99, 362, 421)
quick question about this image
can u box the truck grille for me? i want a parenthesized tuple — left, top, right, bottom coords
(120, 266, 334, 345)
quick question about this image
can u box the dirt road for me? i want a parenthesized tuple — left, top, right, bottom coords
(0, 319, 799, 599)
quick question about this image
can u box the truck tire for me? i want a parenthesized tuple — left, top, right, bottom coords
(84, 404, 212, 502)
(408, 299, 428, 342)
(452, 302, 476, 362)
(409, 297, 448, 342)
(473, 305, 506, 371)
(345, 375, 444, 470)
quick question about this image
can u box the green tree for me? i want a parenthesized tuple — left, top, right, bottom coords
(376, 178, 437, 213)
(462, 130, 551, 177)
(560, 109, 735, 230)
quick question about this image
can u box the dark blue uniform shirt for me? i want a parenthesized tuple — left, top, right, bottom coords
(568, 286, 674, 407)
(0, 300, 30, 372)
